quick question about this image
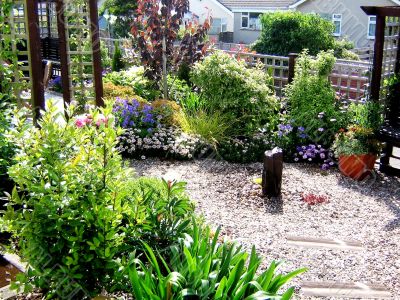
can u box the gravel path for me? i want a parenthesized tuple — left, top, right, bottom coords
(131, 158, 400, 299)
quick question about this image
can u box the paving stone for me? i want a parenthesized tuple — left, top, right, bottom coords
(287, 236, 363, 251)
(301, 281, 392, 298)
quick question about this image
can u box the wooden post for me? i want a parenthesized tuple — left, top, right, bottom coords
(88, 0, 104, 107)
(262, 147, 283, 199)
(26, 0, 45, 123)
(56, 0, 71, 107)
(370, 15, 386, 101)
(395, 29, 400, 74)
(288, 53, 298, 84)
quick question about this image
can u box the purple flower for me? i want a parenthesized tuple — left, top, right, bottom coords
(318, 128, 324, 132)
(298, 126, 305, 132)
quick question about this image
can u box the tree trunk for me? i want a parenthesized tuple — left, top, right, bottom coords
(162, 35, 168, 99)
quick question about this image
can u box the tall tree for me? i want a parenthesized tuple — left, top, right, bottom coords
(131, 0, 210, 99)
(100, 0, 137, 37)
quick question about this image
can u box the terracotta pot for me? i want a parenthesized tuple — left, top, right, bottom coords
(339, 154, 377, 181)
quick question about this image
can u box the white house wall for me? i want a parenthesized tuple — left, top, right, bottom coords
(295, 0, 396, 48)
(189, 0, 234, 31)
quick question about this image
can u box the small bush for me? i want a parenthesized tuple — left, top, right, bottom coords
(112, 41, 125, 72)
(167, 75, 192, 102)
(151, 99, 181, 126)
(191, 51, 278, 135)
(103, 82, 146, 102)
(103, 66, 161, 101)
(284, 50, 347, 147)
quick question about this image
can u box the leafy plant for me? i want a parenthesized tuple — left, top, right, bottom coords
(151, 99, 182, 126)
(103, 81, 147, 102)
(191, 51, 278, 135)
(253, 11, 332, 56)
(112, 41, 125, 72)
(103, 66, 160, 100)
(129, 221, 306, 299)
(179, 109, 232, 148)
(284, 50, 347, 147)
(0, 102, 17, 194)
(100, 0, 137, 38)
(332, 125, 381, 156)
(131, 0, 210, 98)
(347, 101, 383, 132)
(4, 102, 130, 298)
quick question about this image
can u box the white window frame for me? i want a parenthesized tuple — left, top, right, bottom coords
(368, 16, 376, 39)
(221, 18, 227, 32)
(332, 13, 342, 37)
(241, 12, 249, 29)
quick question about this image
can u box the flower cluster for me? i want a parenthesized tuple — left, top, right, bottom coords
(117, 125, 209, 159)
(219, 132, 276, 163)
(113, 98, 159, 136)
(48, 76, 63, 93)
(294, 144, 335, 170)
(75, 114, 108, 128)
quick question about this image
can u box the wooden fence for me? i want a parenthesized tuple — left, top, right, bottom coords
(223, 50, 371, 101)
(99, 38, 371, 101)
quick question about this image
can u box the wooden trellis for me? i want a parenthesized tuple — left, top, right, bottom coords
(362, 6, 400, 176)
(0, 0, 103, 119)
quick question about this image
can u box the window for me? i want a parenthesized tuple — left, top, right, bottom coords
(241, 12, 262, 30)
(368, 16, 376, 39)
(209, 18, 228, 34)
(332, 14, 342, 36)
(241, 12, 249, 28)
(221, 18, 227, 32)
(209, 18, 222, 35)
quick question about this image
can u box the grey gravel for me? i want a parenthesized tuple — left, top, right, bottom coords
(131, 158, 400, 299)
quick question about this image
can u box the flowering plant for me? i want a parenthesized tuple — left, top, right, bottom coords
(113, 98, 159, 137)
(293, 144, 335, 170)
(332, 125, 382, 156)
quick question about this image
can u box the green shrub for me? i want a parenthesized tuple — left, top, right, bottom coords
(347, 101, 383, 132)
(112, 41, 125, 72)
(191, 51, 278, 135)
(4, 103, 129, 298)
(103, 66, 161, 101)
(0, 102, 17, 194)
(284, 50, 347, 147)
(333, 39, 359, 60)
(129, 221, 306, 299)
(151, 99, 182, 126)
(252, 11, 335, 56)
(167, 75, 192, 102)
(103, 81, 147, 102)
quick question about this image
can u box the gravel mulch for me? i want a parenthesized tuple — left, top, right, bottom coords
(132, 158, 400, 299)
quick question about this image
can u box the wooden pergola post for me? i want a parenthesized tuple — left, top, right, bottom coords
(370, 15, 386, 101)
(26, 0, 45, 122)
(88, 0, 104, 107)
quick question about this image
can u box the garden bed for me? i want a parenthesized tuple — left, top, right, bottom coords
(133, 158, 400, 299)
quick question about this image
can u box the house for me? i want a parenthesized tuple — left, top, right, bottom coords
(188, 0, 234, 39)
(205, 0, 399, 47)
(290, 0, 400, 48)
(218, 0, 294, 44)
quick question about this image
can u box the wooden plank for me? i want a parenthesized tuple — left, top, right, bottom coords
(26, 0, 45, 123)
(301, 281, 392, 298)
(88, 0, 104, 107)
(287, 236, 363, 250)
(370, 15, 386, 101)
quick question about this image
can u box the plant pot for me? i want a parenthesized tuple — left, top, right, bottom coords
(339, 154, 377, 181)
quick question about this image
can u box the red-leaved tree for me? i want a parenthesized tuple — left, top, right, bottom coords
(131, 0, 210, 99)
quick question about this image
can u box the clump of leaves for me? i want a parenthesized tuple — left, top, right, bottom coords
(129, 220, 306, 299)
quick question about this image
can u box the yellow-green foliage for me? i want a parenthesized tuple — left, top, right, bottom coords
(103, 82, 147, 103)
(151, 99, 182, 126)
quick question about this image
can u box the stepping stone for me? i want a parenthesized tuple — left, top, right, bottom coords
(286, 236, 363, 251)
(301, 281, 392, 298)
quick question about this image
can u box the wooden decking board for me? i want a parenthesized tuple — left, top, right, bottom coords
(286, 236, 363, 250)
(301, 281, 392, 298)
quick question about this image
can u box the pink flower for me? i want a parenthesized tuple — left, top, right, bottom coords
(95, 114, 108, 127)
(75, 114, 92, 128)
